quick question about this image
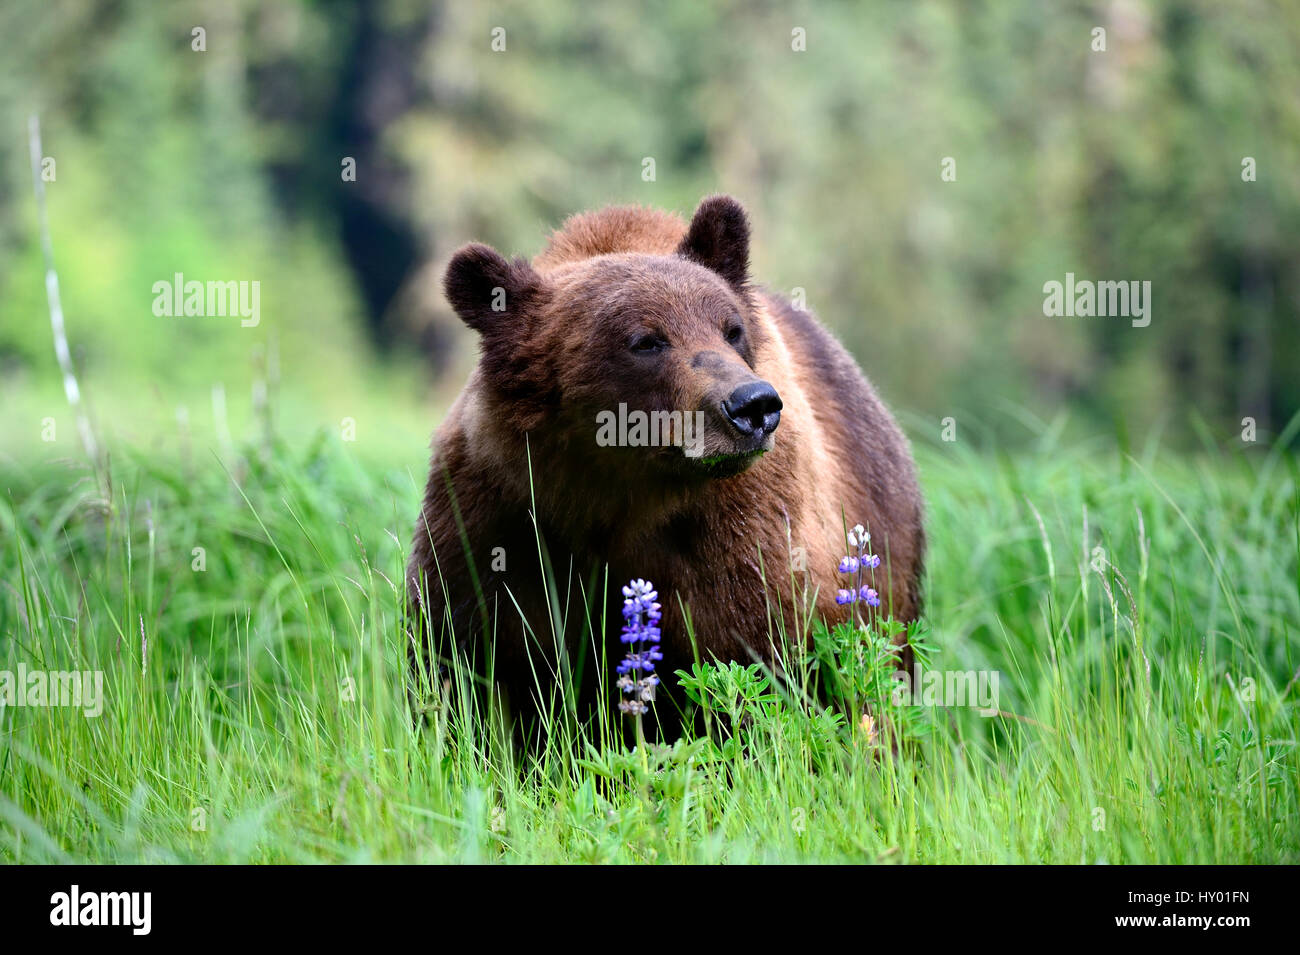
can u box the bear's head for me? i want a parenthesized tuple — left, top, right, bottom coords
(443, 196, 782, 485)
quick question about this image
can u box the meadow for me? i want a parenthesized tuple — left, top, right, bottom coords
(2, 412, 1296, 864)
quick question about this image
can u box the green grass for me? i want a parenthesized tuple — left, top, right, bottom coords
(1, 421, 1297, 864)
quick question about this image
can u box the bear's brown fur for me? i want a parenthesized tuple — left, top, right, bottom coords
(407, 196, 923, 720)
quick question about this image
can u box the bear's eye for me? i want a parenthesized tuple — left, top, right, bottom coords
(725, 323, 744, 345)
(631, 334, 668, 354)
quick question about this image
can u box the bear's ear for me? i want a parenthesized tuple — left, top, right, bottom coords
(443, 243, 545, 334)
(676, 195, 750, 290)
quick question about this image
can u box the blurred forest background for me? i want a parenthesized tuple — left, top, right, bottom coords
(1, 0, 1298, 462)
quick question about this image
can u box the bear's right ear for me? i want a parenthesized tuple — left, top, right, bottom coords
(443, 243, 545, 334)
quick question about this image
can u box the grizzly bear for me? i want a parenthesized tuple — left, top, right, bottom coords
(407, 195, 923, 724)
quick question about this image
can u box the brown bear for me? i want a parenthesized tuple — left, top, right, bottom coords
(406, 195, 923, 724)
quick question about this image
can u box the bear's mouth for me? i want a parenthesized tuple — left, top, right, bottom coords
(688, 446, 768, 477)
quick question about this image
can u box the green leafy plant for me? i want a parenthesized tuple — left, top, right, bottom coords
(806, 616, 936, 747)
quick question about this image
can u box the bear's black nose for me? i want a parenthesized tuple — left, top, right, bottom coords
(723, 381, 783, 437)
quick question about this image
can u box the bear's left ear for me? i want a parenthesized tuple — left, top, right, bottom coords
(676, 195, 750, 290)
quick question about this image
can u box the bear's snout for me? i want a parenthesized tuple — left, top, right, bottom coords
(723, 380, 782, 439)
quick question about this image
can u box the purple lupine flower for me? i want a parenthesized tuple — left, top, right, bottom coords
(617, 578, 663, 716)
(838, 522, 881, 619)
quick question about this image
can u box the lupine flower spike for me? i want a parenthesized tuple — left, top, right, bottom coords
(617, 578, 663, 718)
(835, 523, 881, 622)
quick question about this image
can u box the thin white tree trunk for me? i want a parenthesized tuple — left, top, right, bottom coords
(28, 113, 100, 472)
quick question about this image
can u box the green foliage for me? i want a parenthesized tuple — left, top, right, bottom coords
(806, 616, 936, 743)
(675, 615, 936, 765)
(677, 658, 846, 765)
(3, 0, 1298, 455)
(1, 424, 1296, 863)
(678, 659, 782, 725)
